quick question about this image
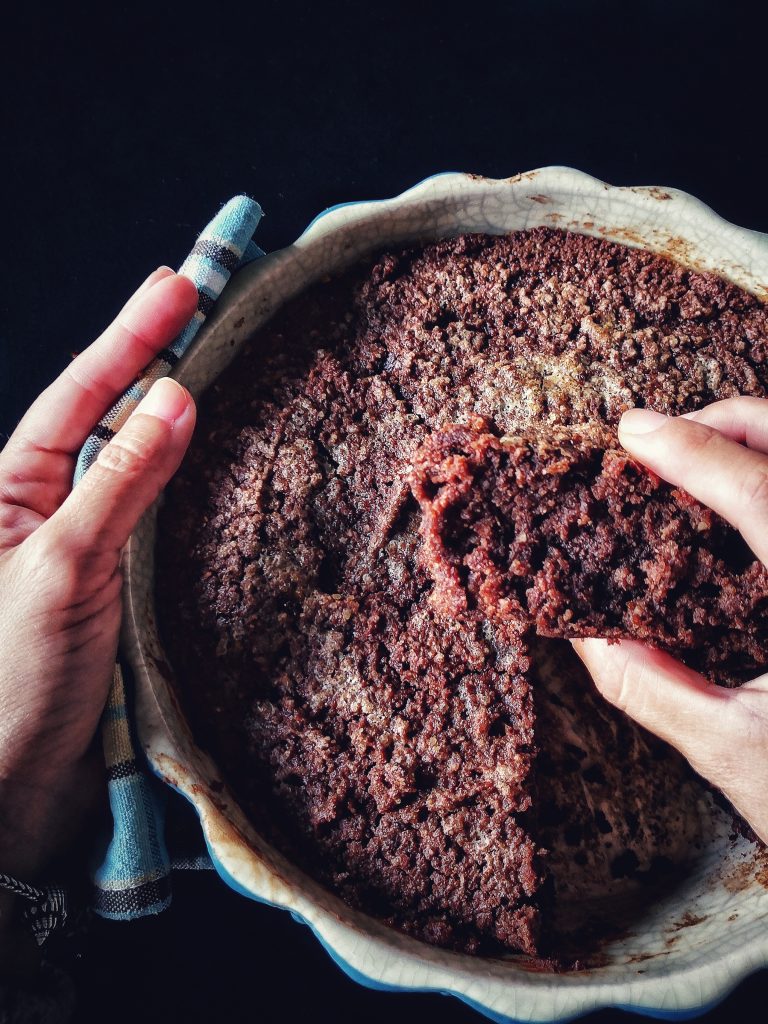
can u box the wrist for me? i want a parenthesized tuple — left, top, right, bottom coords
(0, 754, 105, 880)
(0, 793, 51, 882)
(0, 775, 70, 880)
(0, 890, 39, 980)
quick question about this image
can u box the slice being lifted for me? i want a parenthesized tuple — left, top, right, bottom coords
(410, 416, 768, 684)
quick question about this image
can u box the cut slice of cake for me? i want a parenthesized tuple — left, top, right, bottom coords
(410, 416, 768, 683)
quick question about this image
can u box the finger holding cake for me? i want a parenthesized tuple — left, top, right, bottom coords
(619, 404, 768, 565)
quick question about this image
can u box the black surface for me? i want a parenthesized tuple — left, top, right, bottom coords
(2, 2, 768, 1021)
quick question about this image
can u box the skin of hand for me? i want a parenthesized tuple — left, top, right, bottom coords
(0, 267, 198, 887)
(573, 398, 768, 844)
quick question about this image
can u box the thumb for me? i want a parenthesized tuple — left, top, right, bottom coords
(573, 637, 768, 843)
(571, 637, 740, 778)
(42, 378, 195, 556)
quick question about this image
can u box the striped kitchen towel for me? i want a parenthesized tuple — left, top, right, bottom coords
(77, 195, 264, 920)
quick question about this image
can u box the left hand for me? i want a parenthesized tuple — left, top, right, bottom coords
(0, 267, 198, 881)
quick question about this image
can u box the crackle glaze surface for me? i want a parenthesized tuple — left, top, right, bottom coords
(123, 168, 768, 1023)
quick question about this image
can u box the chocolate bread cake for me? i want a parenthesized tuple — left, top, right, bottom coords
(156, 228, 768, 957)
(410, 417, 768, 683)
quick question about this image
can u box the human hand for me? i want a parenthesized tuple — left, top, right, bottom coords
(573, 398, 768, 844)
(0, 267, 198, 881)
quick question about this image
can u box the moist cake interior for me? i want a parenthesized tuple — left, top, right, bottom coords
(156, 228, 768, 957)
(409, 417, 768, 687)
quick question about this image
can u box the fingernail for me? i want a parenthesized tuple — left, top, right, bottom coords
(145, 266, 176, 290)
(125, 267, 176, 309)
(138, 378, 190, 425)
(620, 408, 669, 436)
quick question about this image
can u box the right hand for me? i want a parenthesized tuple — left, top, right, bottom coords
(574, 398, 768, 844)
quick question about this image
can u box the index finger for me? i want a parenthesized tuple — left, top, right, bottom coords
(619, 407, 768, 565)
(684, 396, 768, 453)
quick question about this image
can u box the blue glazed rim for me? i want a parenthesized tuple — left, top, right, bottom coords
(144, 171, 764, 1024)
(152, 761, 729, 1024)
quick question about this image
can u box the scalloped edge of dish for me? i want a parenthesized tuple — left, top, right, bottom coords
(125, 166, 768, 1024)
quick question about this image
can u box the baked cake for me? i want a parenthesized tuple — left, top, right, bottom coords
(410, 417, 768, 684)
(156, 229, 768, 956)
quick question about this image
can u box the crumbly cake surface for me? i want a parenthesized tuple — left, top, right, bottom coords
(410, 417, 768, 683)
(156, 229, 768, 955)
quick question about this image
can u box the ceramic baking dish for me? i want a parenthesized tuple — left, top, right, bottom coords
(123, 167, 768, 1022)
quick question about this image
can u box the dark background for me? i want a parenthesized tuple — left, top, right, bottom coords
(2, 1, 767, 1020)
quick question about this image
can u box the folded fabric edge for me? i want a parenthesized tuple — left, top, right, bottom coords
(88, 194, 265, 921)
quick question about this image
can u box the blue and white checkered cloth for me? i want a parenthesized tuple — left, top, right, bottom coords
(74, 195, 264, 919)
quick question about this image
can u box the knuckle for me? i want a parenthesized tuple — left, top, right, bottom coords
(28, 530, 82, 596)
(605, 647, 658, 722)
(586, 645, 637, 714)
(610, 656, 639, 715)
(96, 430, 156, 478)
(666, 420, 724, 472)
(737, 464, 768, 518)
(27, 529, 120, 609)
(64, 360, 110, 407)
(686, 421, 723, 457)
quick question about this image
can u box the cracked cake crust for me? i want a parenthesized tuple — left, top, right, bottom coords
(156, 228, 768, 955)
